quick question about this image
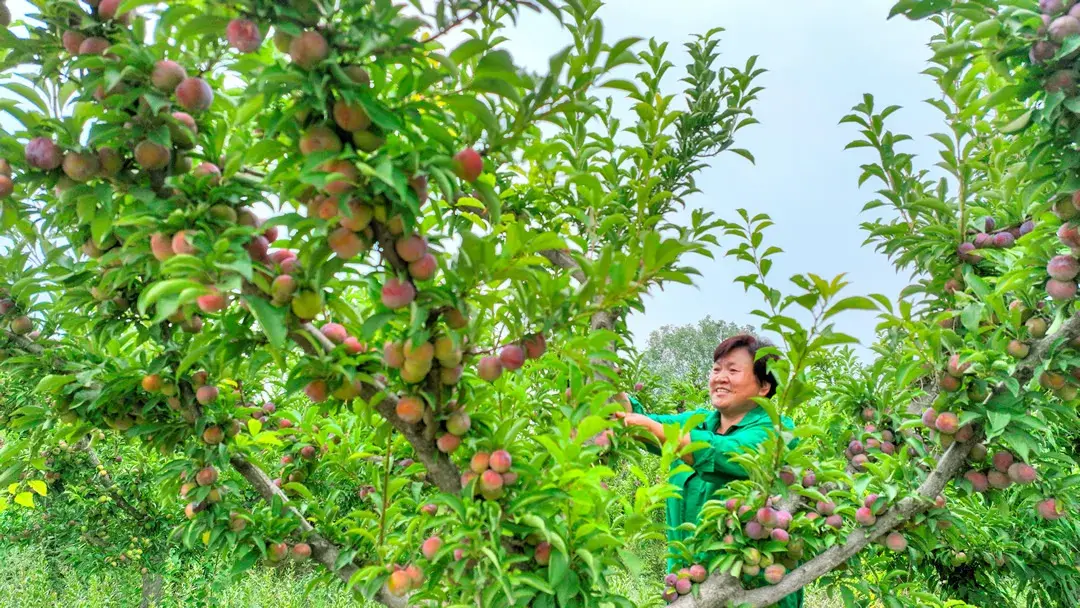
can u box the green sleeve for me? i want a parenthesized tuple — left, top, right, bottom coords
(627, 395, 697, 456)
(628, 395, 691, 425)
(687, 426, 770, 478)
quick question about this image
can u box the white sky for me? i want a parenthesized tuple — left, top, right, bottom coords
(3, 0, 943, 356)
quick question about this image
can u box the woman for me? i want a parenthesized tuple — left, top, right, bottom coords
(615, 333, 802, 608)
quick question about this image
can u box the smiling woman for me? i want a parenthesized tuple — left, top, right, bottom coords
(617, 333, 802, 608)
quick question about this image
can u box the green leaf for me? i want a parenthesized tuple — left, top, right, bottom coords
(35, 375, 75, 393)
(230, 546, 259, 575)
(137, 279, 207, 316)
(243, 296, 288, 348)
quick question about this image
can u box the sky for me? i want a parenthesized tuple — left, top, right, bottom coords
(2, 0, 945, 355)
(482, 0, 945, 353)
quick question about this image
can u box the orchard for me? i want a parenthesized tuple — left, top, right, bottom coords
(0, 0, 1077, 607)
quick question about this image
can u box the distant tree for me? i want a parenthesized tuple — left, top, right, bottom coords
(641, 316, 756, 393)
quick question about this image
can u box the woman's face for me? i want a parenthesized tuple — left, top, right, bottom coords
(708, 347, 771, 413)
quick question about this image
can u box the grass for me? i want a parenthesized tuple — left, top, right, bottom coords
(0, 541, 839, 608)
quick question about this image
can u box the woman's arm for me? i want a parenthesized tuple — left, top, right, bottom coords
(613, 411, 696, 464)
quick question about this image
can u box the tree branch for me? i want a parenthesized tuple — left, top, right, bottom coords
(229, 454, 406, 608)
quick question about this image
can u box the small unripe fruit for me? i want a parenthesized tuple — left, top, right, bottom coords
(1007, 339, 1030, 359)
(452, 148, 483, 181)
(134, 140, 170, 171)
(62, 151, 100, 182)
(291, 290, 323, 320)
(1026, 317, 1048, 338)
(289, 31, 329, 70)
(268, 542, 288, 562)
(175, 78, 213, 113)
(141, 374, 163, 392)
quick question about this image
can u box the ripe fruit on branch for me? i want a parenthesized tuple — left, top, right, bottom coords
(383, 342, 405, 368)
(141, 374, 163, 392)
(452, 148, 483, 181)
(322, 160, 358, 195)
(946, 354, 970, 377)
(202, 425, 224, 444)
(332, 100, 371, 132)
(25, 137, 62, 171)
(444, 308, 468, 329)
(172, 231, 195, 255)
(226, 19, 262, 53)
(436, 433, 461, 453)
(1008, 462, 1037, 484)
(320, 323, 347, 344)
(477, 356, 503, 382)
(292, 542, 311, 561)
(78, 37, 111, 56)
(10, 316, 31, 335)
(268, 542, 288, 562)
(328, 226, 365, 258)
(192, 162, 220, 183)
(1048, 255, 1080, 281)
(1049, 14, 1080, 42)
(1047, 278, 1077, 301)
(523, 333, 547, 359)
(62, 31, 85, 54)
(763, 564, 785, 585)
(395, 395, 424, 423)
(446, 411, 470, 436)
(394, 235, 427, 263)
(408, 254, 437, 281)
(1036, 497, 1063, 520)
(339, 201, 373, 231)
(304, 379, 328, 403)
(884, 532, 907, 552)
(97, 0, 126, 21)
(387, 569, 411, 596)
(196, 289, 227, 313)
(499, 345, 525, 371)
(134, 140, 170, 171)
(62, 151, 100, 182)
(176, 78, 213, 112)
(489, 449, 512, 473)
(854, 507, 876, 526)
(964, 470, 989, 492)
(289, 31, 329, 70)
(1026, 317, 1048, 338)
(151, 60, 187, 91)
(381, 277, 416, 309)
(195, 466, 218, 486)
(196, 386, 219, 405)
(421, 536, 442, 560)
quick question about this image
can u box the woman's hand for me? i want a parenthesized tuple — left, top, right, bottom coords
(613, 411, 653, 428)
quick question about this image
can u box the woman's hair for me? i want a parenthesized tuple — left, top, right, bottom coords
(713, 333, 779, 398)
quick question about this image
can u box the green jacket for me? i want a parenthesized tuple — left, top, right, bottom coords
(629, 396, 803, 608)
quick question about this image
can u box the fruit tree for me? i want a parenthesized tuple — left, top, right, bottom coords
(0, 0, 1078, 607)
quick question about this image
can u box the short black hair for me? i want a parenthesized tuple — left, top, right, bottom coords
(713, 333, 778, 398)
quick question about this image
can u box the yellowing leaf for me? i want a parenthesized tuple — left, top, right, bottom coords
(202, 531, 211, 545)
(28, 480, 46, 496)
(14, 491, 34, 508)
